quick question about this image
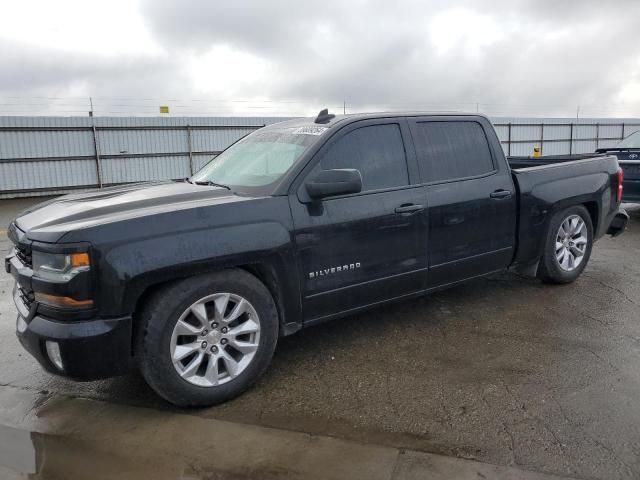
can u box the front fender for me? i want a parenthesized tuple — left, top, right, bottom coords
(94, 221, 299, 322)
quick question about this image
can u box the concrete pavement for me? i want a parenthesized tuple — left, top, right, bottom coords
(0, 385, 575, 479)
(1, 197, 639, 479)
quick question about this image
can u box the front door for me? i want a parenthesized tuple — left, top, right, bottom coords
(289, 120, 428, 322)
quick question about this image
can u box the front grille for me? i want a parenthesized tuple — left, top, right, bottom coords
(15, 246, 32, 268)
(18, 287, 35, 311)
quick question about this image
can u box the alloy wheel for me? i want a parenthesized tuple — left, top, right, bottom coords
(555, 214, 588, 272)
(169, 293, 261, 387)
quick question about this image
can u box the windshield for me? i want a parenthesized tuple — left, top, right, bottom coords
(617, 131, 640, 149)
(191, 124, 328, 192)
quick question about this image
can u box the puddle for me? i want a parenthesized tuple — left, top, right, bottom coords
(0, 425, 38, 476)
(0, 387, 398, 480)
(0, 422, 287, 480)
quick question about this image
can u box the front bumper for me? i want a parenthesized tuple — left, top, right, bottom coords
(607, 208, 629, 237)
(6, 239, 132, 381)
(16, 312, 133, 381)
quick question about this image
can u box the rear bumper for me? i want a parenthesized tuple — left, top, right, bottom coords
(16, 312, 133, 381)
(606, 208, 629, 237)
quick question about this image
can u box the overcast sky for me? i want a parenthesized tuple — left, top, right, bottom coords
(1, 0, 639, 117)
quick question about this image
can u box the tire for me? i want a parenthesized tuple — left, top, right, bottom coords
(537, 205, 593, 284)
(136, 269, 279, 407)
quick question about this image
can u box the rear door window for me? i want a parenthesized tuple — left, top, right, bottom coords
(320, 124, 409, 191)
(412, 121, 495, 182)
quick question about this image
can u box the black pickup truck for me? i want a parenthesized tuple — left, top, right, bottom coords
(596, 130, 640, 203)
(5, 111, 629, 406)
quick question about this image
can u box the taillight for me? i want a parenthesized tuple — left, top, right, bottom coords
(617, 168, 624, 203)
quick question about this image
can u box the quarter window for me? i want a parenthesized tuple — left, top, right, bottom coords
(320, 124, 409, 191)
(412, 121, 495, 182)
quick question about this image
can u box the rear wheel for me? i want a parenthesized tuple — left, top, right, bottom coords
(137, 269, 278, 407)
(537, 205, 593, 284)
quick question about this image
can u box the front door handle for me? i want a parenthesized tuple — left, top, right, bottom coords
(395, 204, 424, 215)
(490, 189, 512, 199)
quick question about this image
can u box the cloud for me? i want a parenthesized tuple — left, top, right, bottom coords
(1, 0, 640, 117)
(0, 39, 185, 115)
(134, 0, 640, 116)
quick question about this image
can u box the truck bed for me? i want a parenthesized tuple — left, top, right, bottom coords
(507, 153, 607, 170)
(508, 153, 621, 268)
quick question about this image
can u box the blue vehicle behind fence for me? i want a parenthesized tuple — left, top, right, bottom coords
(597, 130, 640, 203)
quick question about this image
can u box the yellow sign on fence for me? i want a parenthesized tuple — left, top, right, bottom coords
(159, 106, 169, 114)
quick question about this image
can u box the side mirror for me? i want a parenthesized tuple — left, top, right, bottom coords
(305, 169, 362, 199)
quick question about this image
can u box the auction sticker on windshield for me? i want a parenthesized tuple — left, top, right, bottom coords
(291, 126, 328, 135)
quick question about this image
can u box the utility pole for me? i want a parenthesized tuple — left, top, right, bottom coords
(88, 96, 102, 188)
(576, 105, 580, 121)
(343, 100, 346, 115)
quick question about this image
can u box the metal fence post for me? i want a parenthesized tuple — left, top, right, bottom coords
(187, 124, 194, 175)
(507, 123, 512, 156)
(540, 123, 544, 155)
(569, 123, 573, 155)
(91, 124, 103, 188)
(595, 123, 600, 149)
(621, 123, 625, 140)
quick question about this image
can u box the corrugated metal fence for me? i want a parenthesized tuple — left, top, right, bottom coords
(1, 116, 639, 198)
(0, 116, 288, 198)
(492, 118, 640, 156)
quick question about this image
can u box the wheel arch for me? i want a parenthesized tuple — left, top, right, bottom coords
(130, 258, 302, 355)
(237, 262, 299, 336)
(582, 201, 599, 236)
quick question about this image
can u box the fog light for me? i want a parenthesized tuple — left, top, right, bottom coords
(16, 316, 28, 334)
(45, 341, 63, 371)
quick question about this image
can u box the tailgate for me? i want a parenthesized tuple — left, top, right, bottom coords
(616, 151, 640, 201)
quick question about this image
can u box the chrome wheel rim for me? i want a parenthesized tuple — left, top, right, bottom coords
(170, 293, 260, 387)
(555, 215, 588, 272)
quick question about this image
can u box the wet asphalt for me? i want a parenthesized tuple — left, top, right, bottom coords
(0, 197, 639, 480)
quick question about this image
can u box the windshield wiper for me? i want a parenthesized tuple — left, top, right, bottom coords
(193, 180, 231, 190)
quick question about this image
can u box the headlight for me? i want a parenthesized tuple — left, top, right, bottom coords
(32, 251, 90, 282)
(32, 251, 93, 309)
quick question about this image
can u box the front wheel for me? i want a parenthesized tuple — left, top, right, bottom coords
(537, 205, 593, 284)
(136, 269, 279, 407)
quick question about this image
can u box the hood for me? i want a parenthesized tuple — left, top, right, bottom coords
(14, 181, 250, 242)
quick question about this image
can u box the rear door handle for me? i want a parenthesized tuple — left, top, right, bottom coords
(490, 190, 512, 199)
(395, 204, 424, 215)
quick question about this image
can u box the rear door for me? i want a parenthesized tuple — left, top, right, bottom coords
(407, 117, 516, 288)
(289, 119, 428, 322)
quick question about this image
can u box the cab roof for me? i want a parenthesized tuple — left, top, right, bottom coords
(264, 110, 490, 132)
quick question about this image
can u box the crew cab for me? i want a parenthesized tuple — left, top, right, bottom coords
(597, 130, 640, 203)
(5, 111, 629, 406)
